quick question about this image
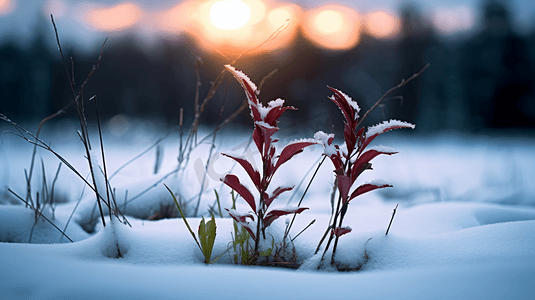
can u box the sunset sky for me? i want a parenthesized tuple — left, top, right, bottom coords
(0, 0, 533, 52)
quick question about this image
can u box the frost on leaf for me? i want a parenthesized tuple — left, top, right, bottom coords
(363, 120, 415, 150)
(328, 86, 360, 126)
(254, 121, 279, 156)
(225, 65, 261, 121)
(224, 65, 257, 97)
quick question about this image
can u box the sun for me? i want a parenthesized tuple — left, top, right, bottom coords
(209, 0, 251, 30)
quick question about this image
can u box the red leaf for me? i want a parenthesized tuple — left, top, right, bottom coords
(274, 140, 318, 171)
(252, 127, 263, 156)
(351, 148, 397, 180)
(225, 65, 258, 105)
(264, 102, 296, 126)
(255, 121, 279, 156)
(222, 153, 261, 190)
(336, 174, 352, 202)
(265, 186, 294, 208)
(348, 182, 392, 202)
(328, 87, 359, 128)
(362, 120, 415, 150)
(221, 174, 256, 212)
(333, 226, 352, 237)
(226, 208, 256, 240)
(263, 207, 308, 227)
(344, 125, 357, 155)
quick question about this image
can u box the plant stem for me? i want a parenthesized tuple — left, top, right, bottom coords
(284, 156, 325, 240)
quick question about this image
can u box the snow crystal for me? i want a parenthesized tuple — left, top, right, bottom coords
(286, 137, 318, 145)
(363, 179, 391, 186)
(331, 87, 360, 115)
(367, 145, 397, 153)
(255, 120, 277, 130)
(268, 98, 285, 108)
(366, 120, 415, 139)
(227, 208, 255, 219)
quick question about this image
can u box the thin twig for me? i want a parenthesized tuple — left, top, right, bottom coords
(110, 127, 176, 180)
(194, 81, 230, 216)
(291, 219, 315, 242)
(92, 95, 112, 219)
(51, 14, 109, 227)
(180, 21, 289, 169)
(385, 203, 399, 236)
(356, 64, 430, 129)
(284, 155, 325, 240)
(8, 189, 73, 243)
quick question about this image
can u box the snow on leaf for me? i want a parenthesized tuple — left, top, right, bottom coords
(314, 131, 337, 156)
(253, 121, 279, 156)
(274, 139, 318, 171)
(221, 174, 256, 213)
(348, 181, 392, 202)
(224, 65, 258, 101)
(224, 65, 258, 92)
(264, 99, 296, 127)
(226, 208, 256, 240)
(222, 153, 261, 190)
(362, 120, 415, 150)
(328, 86, 360, 126)
(225, 65, 261, 121)
(333, 226, 352, 237)
(263, 207, 308, 227)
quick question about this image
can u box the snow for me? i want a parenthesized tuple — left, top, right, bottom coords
(314, 131, 337, 156)
(1, 125, 535, 299)
(224, 65, 258, 93)
(367, 145, 397, 153)
(329, 87, 361, 115)
(366, 120, 416, 138)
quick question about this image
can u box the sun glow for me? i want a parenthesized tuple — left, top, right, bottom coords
(0, 0, 15, 16)
(209, 0, 251, 30)
(84, 2, 142, 31)
(303, 5, 361, 50)
(365, 11, 400, 39)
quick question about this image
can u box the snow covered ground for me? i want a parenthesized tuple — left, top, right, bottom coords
(1, 122, 535, 299)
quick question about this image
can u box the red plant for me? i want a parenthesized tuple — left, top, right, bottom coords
(222, 65, 317, 254)
(314, 87, 415, 264)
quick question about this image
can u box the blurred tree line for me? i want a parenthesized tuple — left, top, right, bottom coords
(1, 0, 534, 135)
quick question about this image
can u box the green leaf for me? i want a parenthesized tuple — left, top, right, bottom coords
(198, 214, 217, 263)
(214, 189, 223, 218)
